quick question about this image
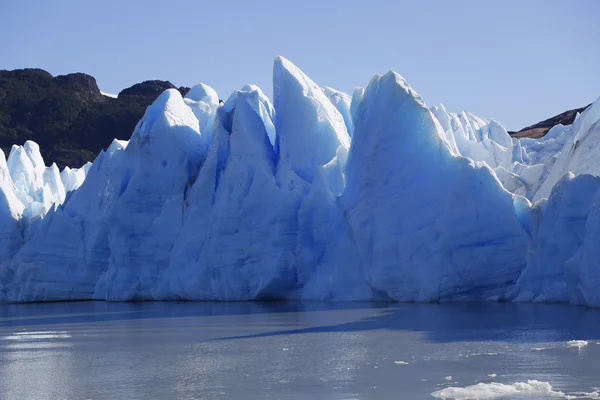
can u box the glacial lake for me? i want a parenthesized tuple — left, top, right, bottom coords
(0, 301, 599, 400)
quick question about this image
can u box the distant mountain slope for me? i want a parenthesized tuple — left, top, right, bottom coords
(509, 104, 590, 139)
(0, 68, 189, 168)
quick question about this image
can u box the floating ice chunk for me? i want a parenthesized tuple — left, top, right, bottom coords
(488, 374, 497, 378)
(445, 376, 453, 381)
(432, 380, 566, 399)
(394, 361, 409, 365)
(567, 340, 588, 348)
(568, 391, 600, 399)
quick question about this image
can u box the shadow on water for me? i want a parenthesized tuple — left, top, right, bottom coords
(1, 300, 600, 344)
(0, 300, 379, 327)
(212, 302, 600, 343)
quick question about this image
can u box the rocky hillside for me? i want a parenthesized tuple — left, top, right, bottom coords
(0, 67, 589, 167)
(508, 104, 590, 139)
(0, 68, 189, 168)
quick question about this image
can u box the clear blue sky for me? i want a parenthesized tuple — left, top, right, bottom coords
(1, 0, 598, 130)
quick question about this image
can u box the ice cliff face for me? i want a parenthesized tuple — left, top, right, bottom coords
(1, 57, 599, 306)
(341, 72, 528, 302)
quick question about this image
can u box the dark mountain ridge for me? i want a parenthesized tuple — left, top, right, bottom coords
(508, 104, 590, 139)
(0, 67, 589, 168)
(0, 68, 189, 168)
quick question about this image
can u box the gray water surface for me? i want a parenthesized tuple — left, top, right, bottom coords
(0, 301, 599, 400)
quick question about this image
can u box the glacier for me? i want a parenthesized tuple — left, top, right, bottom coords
(0, 56, 599, 306)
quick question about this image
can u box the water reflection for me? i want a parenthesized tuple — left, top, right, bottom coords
(3, 331, 71, 341)
(0, 302, 598, 399)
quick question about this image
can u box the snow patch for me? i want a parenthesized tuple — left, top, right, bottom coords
(100, 91, 118, 98)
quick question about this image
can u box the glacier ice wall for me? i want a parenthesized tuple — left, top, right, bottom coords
(340, 71, 528, 301)
(1, 56, 600, 306)
(511, 172, 600, 307)
(162, 83, 299, 301)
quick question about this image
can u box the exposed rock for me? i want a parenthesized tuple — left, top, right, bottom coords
(0, 69, 190, 168)
(509, 105, 590, 139)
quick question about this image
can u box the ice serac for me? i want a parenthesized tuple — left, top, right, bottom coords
(341, 71, 529, 301)
(513, 173, 600, 303)
(534, 96, 600, 202)
(93, 89, 206, 300)
(61, 162, 93, 193)
(43, 163, 66, 205)
(270, 57, 367, 300)
(511, 99, 600, 307)
(184, 83, 220, 149)
(0, 140, 95, 277)
(1, 89, 209, 302)
(2, 140, 128, 301)
(295, 172, 377, 301)
(350, 87, 364, 129)
(273, 56, 350, 190)
(164, 59, 354, 301)
(162, 85, 299, 300)
(323, 86, 354, 136)
(7, 143, 45, 213)
(428, 103, 571, 201)
(4, 140, 85, 221)
(430, 104, 460, 156)
(568, 186, 600, 308)
(0, 150, 24, 262)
